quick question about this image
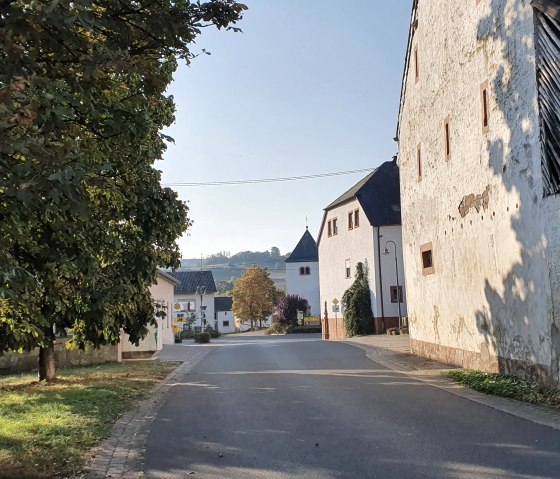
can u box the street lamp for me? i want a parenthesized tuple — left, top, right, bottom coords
(383, 241, 402, 330)
(196, 286, 206, 332)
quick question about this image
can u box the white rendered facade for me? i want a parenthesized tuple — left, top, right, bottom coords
(398, 0, 560, 385)
(286, 262, 320, 317)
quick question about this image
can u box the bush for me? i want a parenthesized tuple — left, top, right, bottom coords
(265, 323, 287, 335)
(194, 332, 211, 343)
(204, 326, 220, 338)
(180, 330, 194, 339)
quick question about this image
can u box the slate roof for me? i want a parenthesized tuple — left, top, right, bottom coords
(214, 296, 233, 312)
(285, 228, 319, 263)
(318, 160, 401, 244)
(169, 271, 217, 295)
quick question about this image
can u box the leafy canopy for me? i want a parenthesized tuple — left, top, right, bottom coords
(0, 0, 246, 354)
(232, 266, 276, 327)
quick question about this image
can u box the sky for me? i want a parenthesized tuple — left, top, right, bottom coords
(159, 0, 413, 259)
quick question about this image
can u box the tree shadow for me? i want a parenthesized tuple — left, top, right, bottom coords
(473, 1, 560, 386)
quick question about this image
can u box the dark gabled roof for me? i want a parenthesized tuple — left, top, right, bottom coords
(157, 269, 181, 285)
(169, 271, 217, 295)
(285, 228, 319, 263)
(317, 160, 401, 245)
(214, 296, 233, 312)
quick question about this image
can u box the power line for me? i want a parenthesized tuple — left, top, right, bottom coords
(162, 167, 374, 187)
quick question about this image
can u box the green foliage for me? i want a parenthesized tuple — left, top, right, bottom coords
(446, 370, 560, 407)
(194, 332, 211, 343)
(341, 262, 374, 337)
(0, 361, 178, 478)
(0, 1, 246, 366)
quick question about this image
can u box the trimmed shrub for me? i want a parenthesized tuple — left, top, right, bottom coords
(194, 332, 211, 343)
(265, 323, 287, 335)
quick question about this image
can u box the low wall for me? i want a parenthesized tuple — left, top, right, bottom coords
(0, 340, 119, 375)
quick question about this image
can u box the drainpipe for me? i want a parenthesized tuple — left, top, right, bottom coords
(377, 226, 385, 333)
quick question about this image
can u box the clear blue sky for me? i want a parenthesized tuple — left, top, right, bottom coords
(159, 0, 412, 259)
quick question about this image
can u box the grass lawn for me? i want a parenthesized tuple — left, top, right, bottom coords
(0, 361, 179, 478)
(446, 369, 560, 408)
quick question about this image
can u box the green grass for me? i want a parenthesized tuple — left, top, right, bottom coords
(446, 369, 560, 408)
(0, 361, 179, 478)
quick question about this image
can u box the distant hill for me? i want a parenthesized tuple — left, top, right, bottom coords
(179, 248, 290, 293)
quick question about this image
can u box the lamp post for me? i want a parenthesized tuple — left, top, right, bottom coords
(383, 240, 402, 330)
(196, 286, 206, 332)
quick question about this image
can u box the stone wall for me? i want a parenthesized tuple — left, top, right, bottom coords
(0, 340, 118, 375)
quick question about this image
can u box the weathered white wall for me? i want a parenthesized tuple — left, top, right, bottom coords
(318, 200, 376, 317)
(398, 0, 560, 383)
(286, 261, 321, 316)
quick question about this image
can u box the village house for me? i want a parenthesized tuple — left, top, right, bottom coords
(285, 227, 320, 317)
(318, 159, 407, 339)
(120, 269, 179, 359)
(397, 0, 560, 386)
(170, 270, 217, 332)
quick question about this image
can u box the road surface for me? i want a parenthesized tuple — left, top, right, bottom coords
(145, 334, 560, 479)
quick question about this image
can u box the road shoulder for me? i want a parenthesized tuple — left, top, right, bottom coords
(86, 346, 212, 479)
(341, 335, 560, 432)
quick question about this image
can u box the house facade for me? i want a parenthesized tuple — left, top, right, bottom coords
(318, 160, 407, 339)
(285, 228, 320, 317)
(398, 0, 560, 386)
(170, 271, 217, 332)
(120, 269, 179, 359)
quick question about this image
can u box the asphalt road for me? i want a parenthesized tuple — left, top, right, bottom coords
(144, 335, 560, 479)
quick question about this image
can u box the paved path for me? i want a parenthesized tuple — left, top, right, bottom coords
(143, 335, 560, 479)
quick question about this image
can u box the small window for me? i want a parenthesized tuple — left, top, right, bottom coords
(390, 286, 404, 303)
(348, 211, 354, 230)
(305, 266, 310, 275)
(333, 218, 338, 235)
(414, 45, 419, 82)
(444, 117, 451, 161)
(481, 81, 489, 133)
(345, 259, 351, 278)
(299, 267, 305, 275)
(354, 209, 360, 228)
(328, 220, 332, 237)
(421, 242, 435, 275)
(300, 266, 310, 276)
(417, 144, 422, 180)
(223, 320, 230, 327)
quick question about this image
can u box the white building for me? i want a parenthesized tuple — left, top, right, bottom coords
(285, 228, 320, 317)
(397, 0, 560, 386)
(318, 160, 407, 339)
(170, 271, 216, 332)
(120, 270, 179, 359)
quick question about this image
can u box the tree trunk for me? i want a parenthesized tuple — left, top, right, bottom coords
(38, 337, 56, 382)
(259, 318, 262, 330)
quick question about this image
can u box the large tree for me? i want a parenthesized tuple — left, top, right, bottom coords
(232, 266, 276, 330)
(0, 0, 246, 381)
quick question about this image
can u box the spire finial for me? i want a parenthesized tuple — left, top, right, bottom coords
(306, 213, 308, 229)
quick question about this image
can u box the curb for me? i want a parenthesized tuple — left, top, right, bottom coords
(84, 348, 212, 479)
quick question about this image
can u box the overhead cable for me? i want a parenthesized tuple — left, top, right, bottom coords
(162, 167, 374, 187)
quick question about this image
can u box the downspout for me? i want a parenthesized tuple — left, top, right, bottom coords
(377, 226, 385, 333)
